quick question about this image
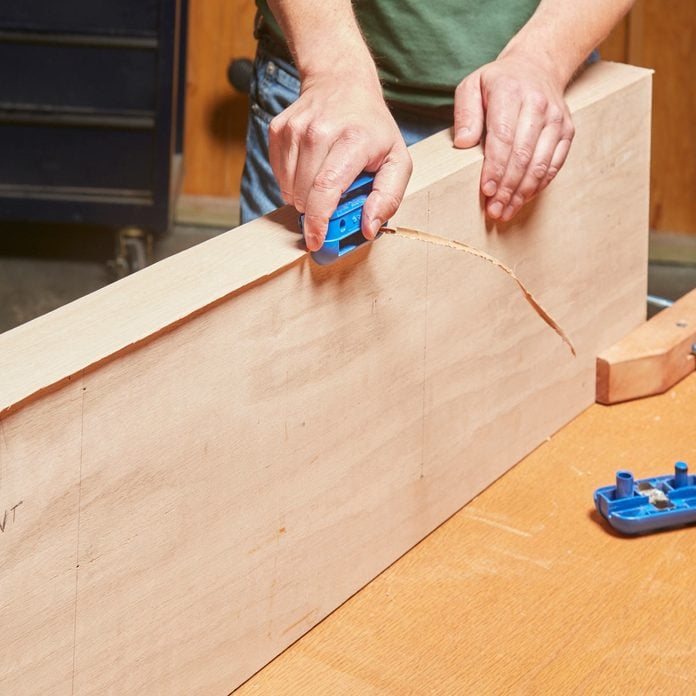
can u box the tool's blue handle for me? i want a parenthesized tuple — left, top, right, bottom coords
(299, 174, 384, 265)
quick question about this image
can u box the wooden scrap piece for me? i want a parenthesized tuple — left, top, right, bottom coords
(597, 287, 696, 404)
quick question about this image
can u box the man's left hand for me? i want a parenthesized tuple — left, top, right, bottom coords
(453, 53, 575, 222)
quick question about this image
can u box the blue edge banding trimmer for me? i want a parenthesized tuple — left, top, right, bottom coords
(594, 462, 696, 534)
(299, 173, 383, 265)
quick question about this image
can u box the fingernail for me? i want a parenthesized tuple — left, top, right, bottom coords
(304, 233, 317, 250)
(488, 201, 503, 218)
(455, 127, 470, 142)
(369, 219, 382, 239)
(482, 180, 497, 197)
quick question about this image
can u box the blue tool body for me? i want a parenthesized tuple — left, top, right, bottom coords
(300, 173, 382, 265)
(594, 462, 696, 534)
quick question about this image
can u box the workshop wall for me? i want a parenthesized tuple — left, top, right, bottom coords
(636, 1, 696, 234)
(601, 1, 696, 235)
(183, 1, 696, 236)
(181, 0, 256, 198)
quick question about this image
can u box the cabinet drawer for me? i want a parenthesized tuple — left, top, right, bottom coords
(0, 41, 156, 113)
(0, 0, 158, 36)
(0, 123, 153, 191)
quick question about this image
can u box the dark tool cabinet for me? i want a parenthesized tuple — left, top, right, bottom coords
(0, 0, 187, 239)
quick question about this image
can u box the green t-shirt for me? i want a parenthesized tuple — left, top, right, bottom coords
(255, 1, 540, 108)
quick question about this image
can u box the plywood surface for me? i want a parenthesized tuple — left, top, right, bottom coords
(0, 62, 650, 418)
(238, 376, 696, 694)
(0, 63, 651, 694)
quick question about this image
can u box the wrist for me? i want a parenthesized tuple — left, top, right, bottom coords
(498, 40, 573, 90)
(266, 1, 381, 90)
(294, 37, 380, 90)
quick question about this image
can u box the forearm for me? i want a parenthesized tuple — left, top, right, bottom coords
(500, 0, 635, 88)
(266, 0, 379, 86)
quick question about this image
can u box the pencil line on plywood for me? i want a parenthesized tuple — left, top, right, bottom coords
(419, 191, 432, 480)
(70, 383, 86, 695)
(0, 418, 7, 493)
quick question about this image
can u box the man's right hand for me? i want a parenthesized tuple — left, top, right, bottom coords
(269, 74, 412, 251)
(266, 0, 411, 252)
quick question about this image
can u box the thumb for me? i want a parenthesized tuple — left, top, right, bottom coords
(362, 149, 413, 240)
(453, 71, 484, 149)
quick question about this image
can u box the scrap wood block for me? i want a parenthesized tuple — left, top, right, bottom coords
(0, 62, 651, 694)
(597, 287, 696, 404)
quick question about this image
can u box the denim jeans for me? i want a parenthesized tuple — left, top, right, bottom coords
(239, 46, 451, 224)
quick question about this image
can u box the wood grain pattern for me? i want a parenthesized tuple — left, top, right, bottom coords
(0, 63, 651, 694)
(181, 0, 256, 197)
(238, 372, 696, 695)
(597, 287, 696, 404)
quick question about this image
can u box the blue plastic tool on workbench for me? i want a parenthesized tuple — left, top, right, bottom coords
(299, 173, 383, 265)
(594, 462, 696, 534)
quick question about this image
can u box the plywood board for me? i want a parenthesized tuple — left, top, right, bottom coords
(0, 62, 651, 694)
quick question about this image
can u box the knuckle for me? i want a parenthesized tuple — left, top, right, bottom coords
(485, 159, 506, 181)
(304, 122, 330, 145)
(313, 168, 342, 192)
(456, 107, 477, 123)
(303, 212, 329, 225)
(286, 115, 303, 136)
(527, 90, 548, 113)
(455, 79, 470, 96)
(492, 122, 515, 144)
(564, 121, 576, 140)
(268, 117, 283, 142)
(517, 180, 536, 199)
(496, 187, 513, 205)
(456, 71, 481, 95)
(390, 147, 413, 173)
(511, 193, 524, 208)
(378, 190, 402, 216)
(338, 126, 365, 146)
(546, 166, 559, 181)
(547, 108, 564, 126)
(499, 76, 522, 96)
(531, 160, 549, 180)
(512, 146, 533, 168)
(405, 155, 414, 177)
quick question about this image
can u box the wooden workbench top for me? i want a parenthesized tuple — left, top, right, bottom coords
(238, 373, 696, 694)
